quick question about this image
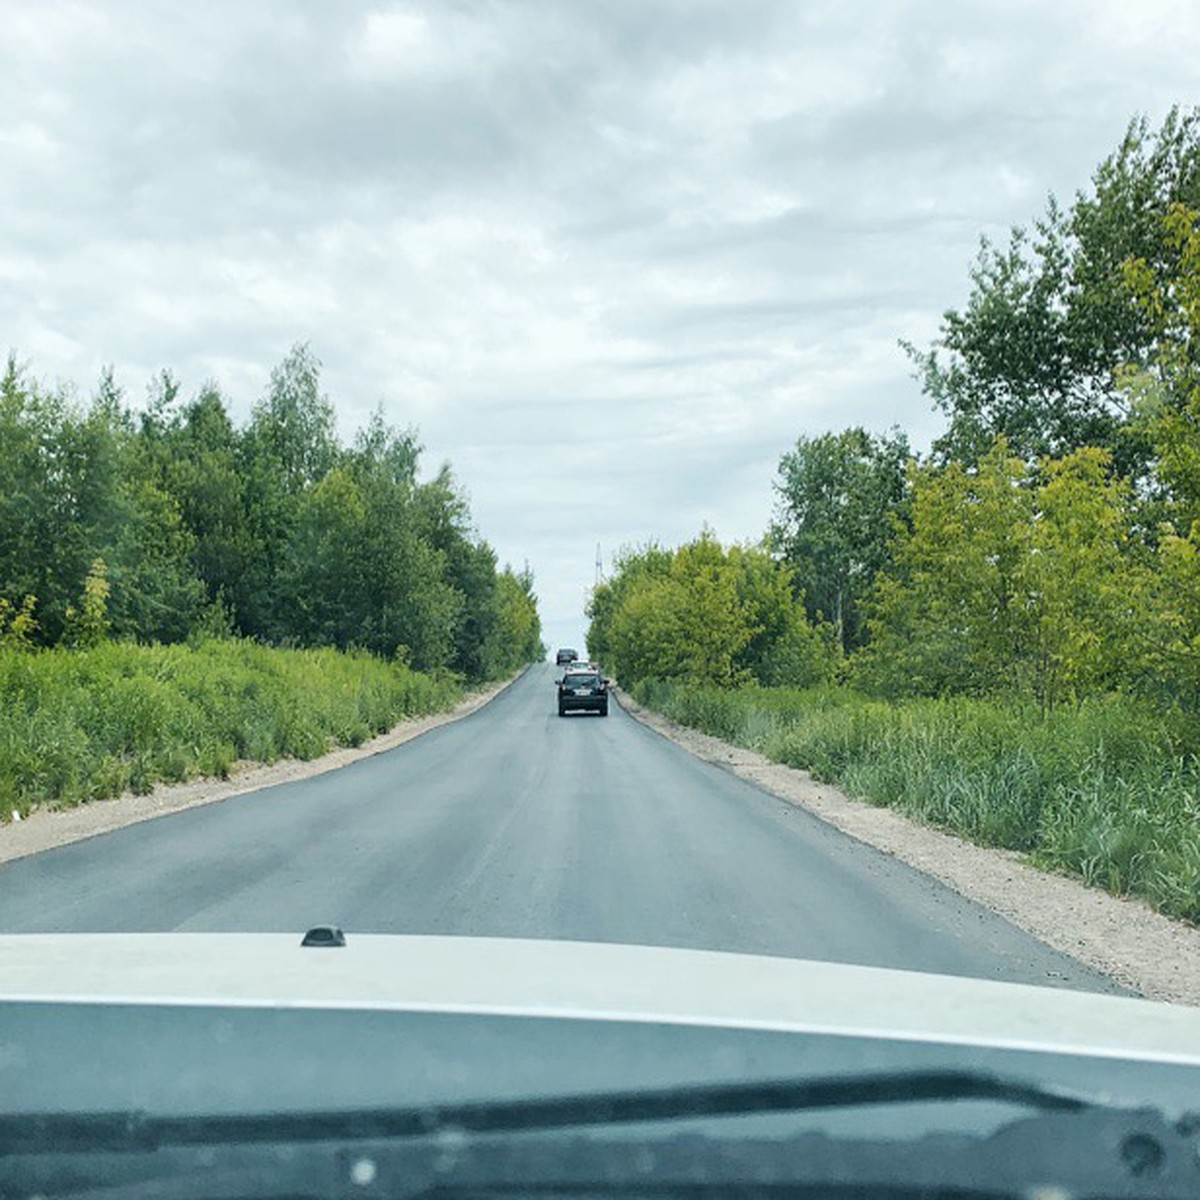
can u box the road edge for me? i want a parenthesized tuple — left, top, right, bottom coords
(612, 686, 1200, 1007)
(0, 666, 531, 866)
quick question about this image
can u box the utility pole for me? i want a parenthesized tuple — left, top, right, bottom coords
(594, 543, 603, 589)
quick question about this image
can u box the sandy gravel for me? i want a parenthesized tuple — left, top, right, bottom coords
(0, 671, 523, 868)
(614, 688, 1200, 1007)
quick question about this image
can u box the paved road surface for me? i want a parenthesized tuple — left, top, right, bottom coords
(0, 663, 1118, 990)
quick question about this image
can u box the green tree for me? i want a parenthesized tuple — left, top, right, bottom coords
(589, 534, 828, 689)
(483, 566, 544, 676)
(728, 544, 836, 687)
(907, 108, 1200, 477)
(106, 477, 206, 643)
(249, 343, 339, 492)
(0, 346, 542, 671)
(0, 594, 38, 650)
(1020, 449, 1142, 710)
(858, 441, 1141, 708)
(279, 467, 370, 648)
(1121, 203, 1200, 700)
(587, 544, 673, 670)
(857, 441, 1034, 697)
(607, 575, 684, 684)
(596, 538, 751, 688)
(63, 558, 111, 649)
(1124, 204, 1200, 525)
(0, 362, 133, 643)
(667, 535, 754, 685)
(157, 384, 259, 626)
(411, 464, 500, 680)
(770, 427, 910, 652)
(0, 358, 60, 636)
(235, 344, 341, 639)
(346, 436, 463, 671)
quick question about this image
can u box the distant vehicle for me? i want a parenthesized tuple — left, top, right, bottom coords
(558, 668, 608, 717)
(555, 648, 579, 666)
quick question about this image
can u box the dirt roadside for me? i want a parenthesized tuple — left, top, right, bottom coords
(0, 670, 524, 868)
(614, 688, 1200, 1007)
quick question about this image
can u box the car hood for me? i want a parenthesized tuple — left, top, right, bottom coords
(2, 932, 1198, 1065)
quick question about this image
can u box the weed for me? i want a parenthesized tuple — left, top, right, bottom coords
(633, 679, 1200, 923)
(0, 639, 460, 817)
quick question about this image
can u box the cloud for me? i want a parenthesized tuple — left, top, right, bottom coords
(2, 0, 1198, 642)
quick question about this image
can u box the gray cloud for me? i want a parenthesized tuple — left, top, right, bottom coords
(3, 0, 1198, 646)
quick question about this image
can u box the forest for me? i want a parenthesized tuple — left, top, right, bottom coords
(0, 344, 543, 814)
(587, 108, 1200, 920)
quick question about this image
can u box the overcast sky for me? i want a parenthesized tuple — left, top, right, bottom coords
(4, 2, 1198, 651)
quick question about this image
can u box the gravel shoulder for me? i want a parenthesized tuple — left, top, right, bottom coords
(614, 687, 1200, 1007)
(0, 671, 525, 868)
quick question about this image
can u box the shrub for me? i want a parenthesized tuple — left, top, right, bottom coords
(634, 679, 1200, 922)
(0, 639, 460, 817)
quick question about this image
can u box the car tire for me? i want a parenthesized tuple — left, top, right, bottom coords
(599, 704, 608, 717)
(558, 705, 566, 717)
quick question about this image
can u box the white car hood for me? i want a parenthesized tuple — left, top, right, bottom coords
(2, 933, 1199, 1066)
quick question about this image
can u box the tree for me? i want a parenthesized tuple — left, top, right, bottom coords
(0, 594, 37, 651)
(770, 427, 910, 653)
(1121, 203, 1200, 700)
(1124, 204, 1200, 525)
(345, 443, 464, 671)
(164, 384, 258, 625)
(106, 477, 206, 643)
(0, 359, 61, 637)
(727, 544, 836, 687)
(230, 345, 342, 640)
(593, 537, 752, 687)
(857, 441, 1034, 697)
(907, 108, 1200, 478)
(0, 346, 543, 671)
(483, 566, 544, 677)
(666, 535, 755, 686)
(410, 464, 499, 680)
(588, 534, 830, 689)
(0, 363, 133, 643)
(857, 440, 1141, 707)
(587, 544, 673, 670)
(1020, 448, 1141, 710)
(248, 343, 339, 492)
(63, 559, 111, 649)
(278, 467, 370, 649)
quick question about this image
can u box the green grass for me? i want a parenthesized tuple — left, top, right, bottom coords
(631, 678, 1200, 923)
(0, 639, 461, 817)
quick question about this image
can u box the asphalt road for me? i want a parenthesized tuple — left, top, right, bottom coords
(0, 663, 1118, 990)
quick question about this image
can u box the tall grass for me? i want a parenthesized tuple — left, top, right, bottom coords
(632, 679, 1200, 923)
(0, 639, 460, 817)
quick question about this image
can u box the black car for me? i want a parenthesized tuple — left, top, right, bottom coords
(555, 647, 579, 666)
(558, 668, 608, 716)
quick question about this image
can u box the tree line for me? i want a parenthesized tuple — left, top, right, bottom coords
(0, 344, 543, 678)
(590, 107, 1200, 716)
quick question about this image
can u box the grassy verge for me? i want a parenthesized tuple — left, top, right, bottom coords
(631, 679, 1200, 924)
(0, 639, 462, 818)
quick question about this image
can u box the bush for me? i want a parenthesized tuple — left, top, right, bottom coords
(633, 679, 1200, 922)
(0, 639, 460, 818)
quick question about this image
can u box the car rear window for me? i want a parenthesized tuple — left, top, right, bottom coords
(563, 673, 601, 687)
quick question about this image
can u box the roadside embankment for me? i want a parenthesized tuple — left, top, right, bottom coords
(615, 682, 1200, 1007)
(0, 639, 525, 862)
